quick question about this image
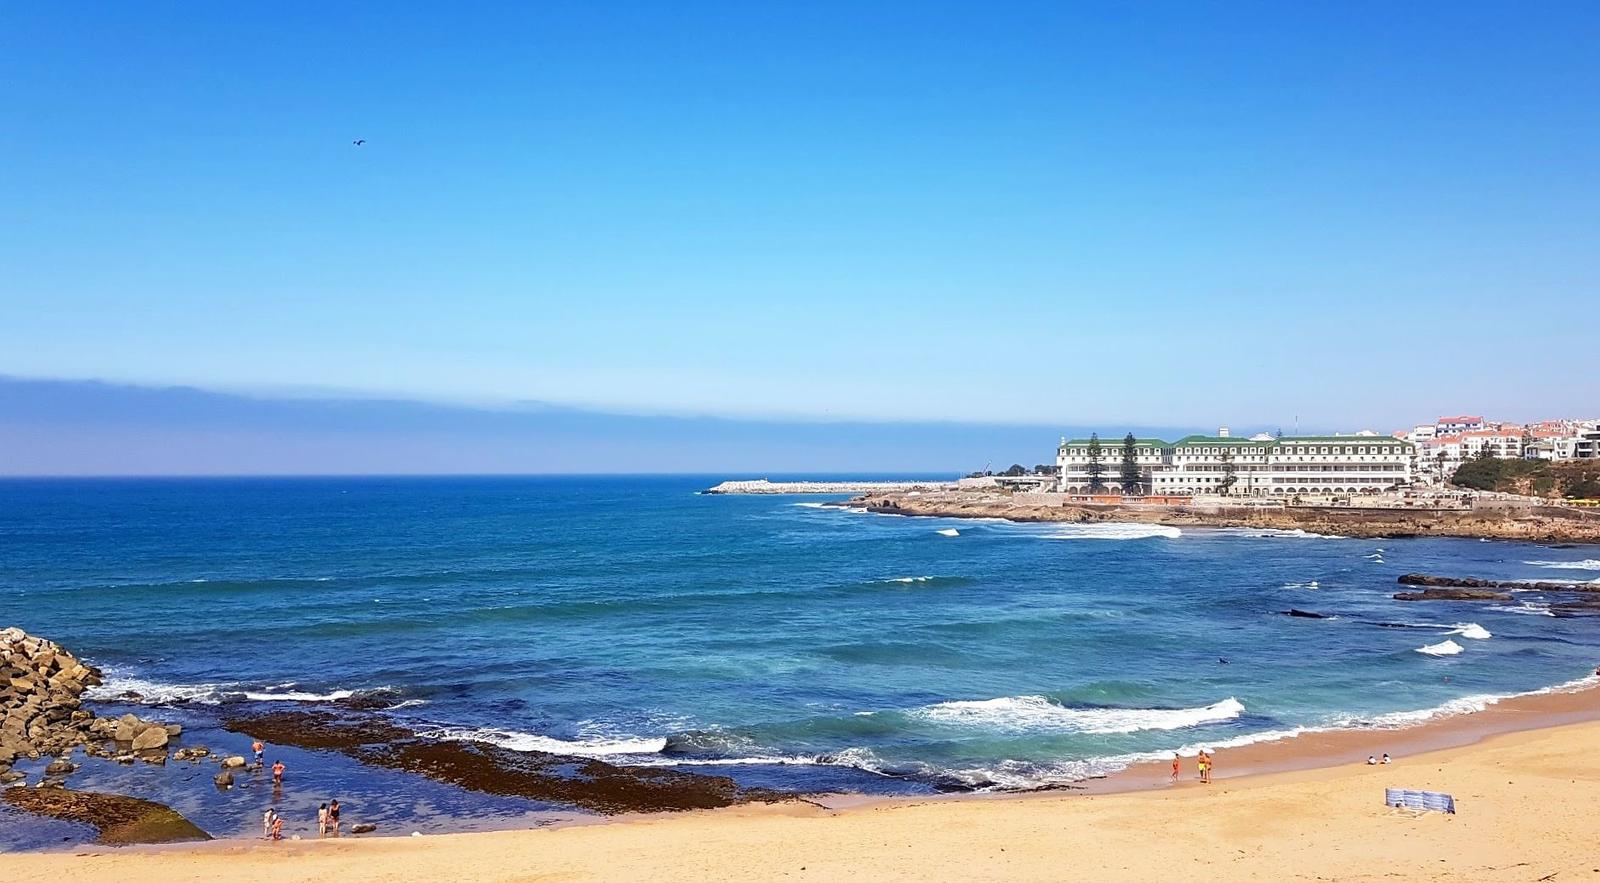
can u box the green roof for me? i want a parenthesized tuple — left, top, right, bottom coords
(1171, 435, 1269, 446)
(1061, 437, 1172, 447)
(1275, 436, 1409, 444)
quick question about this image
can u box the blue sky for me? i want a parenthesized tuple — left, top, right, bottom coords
(2, 3, 1597, 455)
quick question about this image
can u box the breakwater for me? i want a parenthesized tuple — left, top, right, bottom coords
(703, 479, 954, 495)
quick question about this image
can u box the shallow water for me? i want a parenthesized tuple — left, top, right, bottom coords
(3, 476, 1598, 842)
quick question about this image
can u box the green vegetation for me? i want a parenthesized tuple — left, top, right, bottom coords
(1119, 433, 1141, 494)
(1086, 433, 1105, 492)
(1217, 448, 1238, 495)
(1451, 458, 1600, 499)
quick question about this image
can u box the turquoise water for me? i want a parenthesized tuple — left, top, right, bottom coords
(3, 476, 1598, 808)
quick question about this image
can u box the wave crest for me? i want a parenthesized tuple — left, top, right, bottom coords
(910, 696, 1244, 734)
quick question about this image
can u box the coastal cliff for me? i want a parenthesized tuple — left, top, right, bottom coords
(842, 490, 1600, 543)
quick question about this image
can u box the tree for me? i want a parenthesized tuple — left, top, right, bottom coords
(1002, 463, 1027, 477)
(1086, 433, 1105, 492)
(1119, 433, 1141, 494)
(1217, 448, 1238, 495)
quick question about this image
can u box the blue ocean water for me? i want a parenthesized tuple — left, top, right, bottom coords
(3, 476, 1599, 836)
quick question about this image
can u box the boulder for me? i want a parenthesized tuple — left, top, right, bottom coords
(213, 770, 234, 788)
(131, 727, 169, 751)
(163, 723, 183, 737)
(221, 755, 247, 769)
(350, 823, 377, 834)
(114, 714, 142, 742)
(44, 759, 77, 776)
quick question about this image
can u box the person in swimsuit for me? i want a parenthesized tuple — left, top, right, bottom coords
(263, 808, 277, 839)
(271, 759, 285, 787)
(1198, 751, 1211, 783)
(253, 740, 265, 768)
(317, 803, 328, 836)
(329, 798, 341, 836)
(271, 814, 284, 841)
(1171, 754, 1180, 782)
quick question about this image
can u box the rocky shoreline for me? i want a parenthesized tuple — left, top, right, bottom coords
(840, 490, 1600, 543)
(3, 625, 797, 847)
(224, 710, 785, 815)
(2, 626, 213, 843)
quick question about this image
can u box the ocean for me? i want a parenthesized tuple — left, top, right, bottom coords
(3, 476, 1599, 845)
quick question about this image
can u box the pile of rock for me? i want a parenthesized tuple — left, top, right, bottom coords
(1, 626, 180, 783)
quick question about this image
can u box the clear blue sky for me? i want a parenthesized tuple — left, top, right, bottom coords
(3, 2, 1597, 433)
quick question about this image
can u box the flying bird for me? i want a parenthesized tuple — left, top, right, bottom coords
(352, 139, 366, 146)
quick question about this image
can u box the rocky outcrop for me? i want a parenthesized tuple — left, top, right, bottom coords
(1394, 588, 1515, 602)
(227, 710, 787, 815)
(1, 627, 181, 781)
(4, 785, 210, 844)
(1396, 573, 1596, 592)
(845, 491, 1600, 543)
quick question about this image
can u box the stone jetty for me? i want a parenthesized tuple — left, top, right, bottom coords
(0, 626, 180, 784)
(704, 479, 954, 495)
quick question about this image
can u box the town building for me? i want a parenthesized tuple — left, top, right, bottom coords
(1436, 415, 1485, 434)
(1056, 429, 1415, 497)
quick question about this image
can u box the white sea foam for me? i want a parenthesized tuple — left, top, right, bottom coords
(87, 672, 372, 705)
(86, 674, 225, 705)
(936, 528, 960, 537)
(1416, 639, 1464, 656)
(1040, 524, 1182, 541)
(1489, 602, 1556, 616)
(910, 696, 1244, 734)
(1450, 623, 1492, 640)
(1524, 559, 1600, 571)
(420, 726, 668, 757)
(1280, 580, 1321, 590)
(882, 576, 936, 584)
(1217, 527, 1347, 540)
(240, 688, 356, 702)
(791, 502, 831, 509)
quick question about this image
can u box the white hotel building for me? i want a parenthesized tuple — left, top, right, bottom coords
(1056, 429, 1415, 497)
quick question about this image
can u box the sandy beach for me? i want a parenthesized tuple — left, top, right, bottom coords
(10, 683, 1600, 882)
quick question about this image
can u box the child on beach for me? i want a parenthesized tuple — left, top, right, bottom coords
(318, 803, 329, 836)
(271, 814, 284, 842)
(1171, 754, 1180, 782)
(263, 808, 277, 839)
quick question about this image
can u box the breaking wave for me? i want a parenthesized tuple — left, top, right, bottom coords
(1524, 559, 1600, 571)
(87, 672, 375, 706)
(419, 726, 669, 757)
(936, 528, 960, 537)
(1416, 639, 1464, 656)
(909, 696, 1244, 734)
(1040, 524, 1182, 541)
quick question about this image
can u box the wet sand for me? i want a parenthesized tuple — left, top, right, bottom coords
(10, 682, 1600, 881)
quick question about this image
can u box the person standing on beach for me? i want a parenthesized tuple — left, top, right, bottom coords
(271, 759, 285, 787)
(328, 798, 341, 836)
(1198, 751, 1211, 784)
(263, 807, 277, 839)
(1171, 754, 1180, 782)
(271, 813, 284, 842)
(253, 740, 265, 768)
(317, 802, 329, 836)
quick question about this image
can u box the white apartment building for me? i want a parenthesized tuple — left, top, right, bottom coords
(1056, 429, 1415, 496)
(1436, 415, 1485, 434)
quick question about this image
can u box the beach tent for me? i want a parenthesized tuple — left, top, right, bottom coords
(1384, 788, 1456, 814)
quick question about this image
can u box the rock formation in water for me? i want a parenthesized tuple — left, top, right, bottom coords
(0, 626, 180, 783)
